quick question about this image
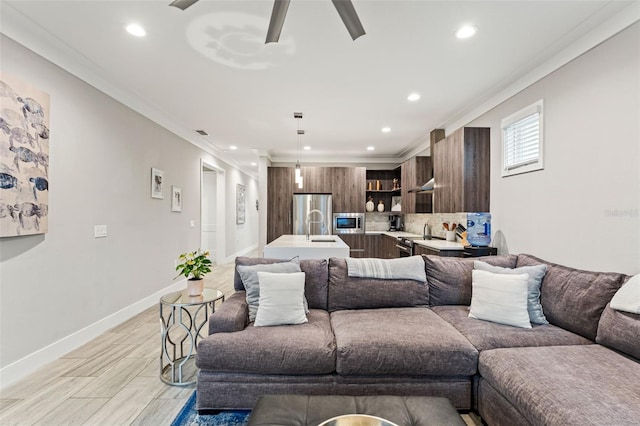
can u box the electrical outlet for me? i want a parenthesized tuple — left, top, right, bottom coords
(189, 220, 195, 228)
(94, 225, 107, 238)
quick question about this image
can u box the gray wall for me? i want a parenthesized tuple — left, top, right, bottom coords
(469, 23, 639, 274)
(0, 35, 257, 370)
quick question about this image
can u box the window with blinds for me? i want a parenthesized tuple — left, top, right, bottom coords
(501, 100, 544, 177)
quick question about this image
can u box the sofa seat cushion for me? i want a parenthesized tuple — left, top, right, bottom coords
(196, 309, 335, 375)
(432, 306, 592, 351)
(330, 308, 478, 376)
(479, 345, 640, 425)
(596, 302, 640, 360)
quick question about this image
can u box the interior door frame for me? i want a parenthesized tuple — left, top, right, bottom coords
(201, 159, 226, 265)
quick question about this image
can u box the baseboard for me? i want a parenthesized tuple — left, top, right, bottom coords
(222, 243, 259, 264)
(0, 278, 187, 390)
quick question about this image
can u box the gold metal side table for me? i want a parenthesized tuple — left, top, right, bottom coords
(160, 288, 225, 386)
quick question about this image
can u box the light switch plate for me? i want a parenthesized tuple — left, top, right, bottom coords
(94, 225, 107, 238)
(189, 220, 195, 228)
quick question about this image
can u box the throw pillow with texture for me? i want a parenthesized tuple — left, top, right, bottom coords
(474, 260, 549, 324)
(254, 272, 308, 327)
(610, 274, 640, 314)
(237, 259, 307, 322)
(469, 269, 532, 329)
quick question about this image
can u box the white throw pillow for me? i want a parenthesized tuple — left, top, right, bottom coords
(469, 269, 532, 329)
(254, 272, 308, 327)
(610, 274, 640, 314)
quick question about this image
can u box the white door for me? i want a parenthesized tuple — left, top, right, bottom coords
(201, 169, 217, 260)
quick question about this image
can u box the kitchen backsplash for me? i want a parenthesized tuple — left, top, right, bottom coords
(366, 212, 468, 239)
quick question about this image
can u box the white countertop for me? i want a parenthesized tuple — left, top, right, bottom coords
(265, 234, 349, 248)
(413, 239, 464, 251)
(366, 231, 422, 238)
(264, 235, 350, 260)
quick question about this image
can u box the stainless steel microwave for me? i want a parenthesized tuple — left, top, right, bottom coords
(333, 213, 365, 234)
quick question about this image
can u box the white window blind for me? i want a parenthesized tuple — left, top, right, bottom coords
(501, 100, 544, 177)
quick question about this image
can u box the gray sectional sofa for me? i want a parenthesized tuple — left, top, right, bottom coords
(195, 254, 640, 425)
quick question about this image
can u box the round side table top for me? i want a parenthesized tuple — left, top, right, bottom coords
(318, 414, 399, 426)
(160, 288, 224, 306)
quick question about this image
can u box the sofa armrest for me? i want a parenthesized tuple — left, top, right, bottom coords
(208, 291, 248, 335)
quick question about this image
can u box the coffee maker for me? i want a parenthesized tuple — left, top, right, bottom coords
(389, 215, 403, 231)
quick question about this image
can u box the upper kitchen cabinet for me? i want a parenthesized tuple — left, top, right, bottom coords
(365, 168, 400, 213)
(433, 127, 490, 213)
(331, 167, 366, 212)
(267, 167, 294, 243)
(401, 156, 433, 213)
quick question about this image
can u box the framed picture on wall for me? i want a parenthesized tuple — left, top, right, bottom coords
(151, 168, 164, 199)
(171, 186, 182, 212)
(236, 184, 246, 224)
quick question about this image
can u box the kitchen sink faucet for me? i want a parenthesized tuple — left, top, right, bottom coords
(306, 209, 325, 240)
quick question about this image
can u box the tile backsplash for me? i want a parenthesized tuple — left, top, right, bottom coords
(365, 212, 468, 239)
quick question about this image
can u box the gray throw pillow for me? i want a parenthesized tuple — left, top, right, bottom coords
(474, 260, 549, 325)
(236, 260, 307, 322)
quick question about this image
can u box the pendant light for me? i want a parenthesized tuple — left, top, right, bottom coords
(294, 112, 303, 189)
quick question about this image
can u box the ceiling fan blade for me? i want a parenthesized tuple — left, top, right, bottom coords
(169, 0, 199, 11)
(265, 0, 291, 44)
(331, 0, 366, 41)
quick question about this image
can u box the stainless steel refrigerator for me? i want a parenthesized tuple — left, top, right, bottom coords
(293, 194, 333, 236)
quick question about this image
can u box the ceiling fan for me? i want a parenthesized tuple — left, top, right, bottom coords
(169, 0, 366, 43)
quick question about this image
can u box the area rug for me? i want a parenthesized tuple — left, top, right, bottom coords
(171, 392, 251, 426)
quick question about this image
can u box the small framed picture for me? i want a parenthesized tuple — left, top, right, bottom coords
(151, 168, 164, 199)
(171, 186, 182, 212)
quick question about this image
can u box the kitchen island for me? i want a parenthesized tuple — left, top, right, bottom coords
(264, 235, 350, 260)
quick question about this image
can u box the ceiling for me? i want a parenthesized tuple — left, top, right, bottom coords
(1, 1, 635, 177)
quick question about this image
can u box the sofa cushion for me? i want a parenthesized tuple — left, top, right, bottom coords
(234, 257, 329, 310)
(596, 302, 640, 360)
(479, 345, 640, 425)
(330, 308, 478, 376)
(433, 306, 592, 351)
(254, 272, 308, 327)
(425, 255, 518, 306)
(610, 274, 640, 314)
(328, 258, 428, 312)
(197, 309, 335, 375)
(474, 260, 548, 324)
(469, 270, 531, 329)
(516, 254, 627, 340)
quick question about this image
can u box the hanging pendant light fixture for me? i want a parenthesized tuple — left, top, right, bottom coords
(294, 112, 303, 189)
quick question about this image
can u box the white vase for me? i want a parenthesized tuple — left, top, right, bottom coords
(365, 199, 374, 212)
(187, 279, 204, 296)
(377, 201, 385, 212)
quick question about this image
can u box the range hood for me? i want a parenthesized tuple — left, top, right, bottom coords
(408, 177, 434, 194)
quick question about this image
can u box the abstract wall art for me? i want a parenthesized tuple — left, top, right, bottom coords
(0, 73, 50, 237)
(171, 186, 182, 212)
(236, 183, 245, 224)
(151, 168, 164, 199)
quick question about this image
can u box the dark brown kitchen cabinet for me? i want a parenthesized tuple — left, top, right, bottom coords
(267, 167, 294, 243)
(331, 167, 366, 213)
(297, 167, 332, 193)
(381, 234, 398, 259)
(340, 234, 366, 258)
(413, 244, 463, 258)
(433, 127, 490, 213)
(363, 234, 382, 258)
(401, 156, 433, 213)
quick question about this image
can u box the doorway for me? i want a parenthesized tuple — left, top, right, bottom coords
(201, 161, 225, 265)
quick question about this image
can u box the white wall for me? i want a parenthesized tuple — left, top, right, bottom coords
(468, 23, 639, 275)
(0, 35, 258, 382)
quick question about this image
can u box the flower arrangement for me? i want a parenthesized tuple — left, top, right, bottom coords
(175, 249, 212, 280)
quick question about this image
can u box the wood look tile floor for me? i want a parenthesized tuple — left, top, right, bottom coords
(0, 251, 481, 426)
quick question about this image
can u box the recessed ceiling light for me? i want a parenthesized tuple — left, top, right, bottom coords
(381, 127, 391, 133)
(251, 162, 257, 166)
(407, 93, 420, 102)
(367, 146, 375, 151)
(126, 23, 146, 37)
(229, 145, 238, 150)
(303, 146, 311, 150)
(456, 25, 477, 39)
